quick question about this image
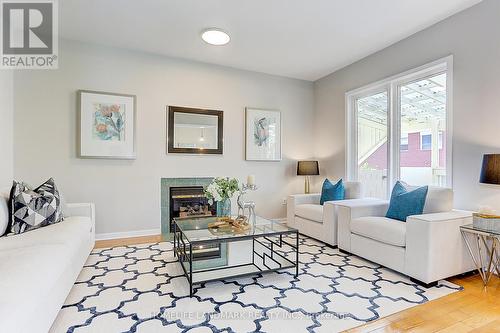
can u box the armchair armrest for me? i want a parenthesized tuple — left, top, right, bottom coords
(336, 199, 389, 251)
(66, 203, 96, 236)
(286, 194, 320, 228)
(406, 210, 475, 283)
(288, 193, 321, 206)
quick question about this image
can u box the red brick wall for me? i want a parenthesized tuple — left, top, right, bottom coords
(363, 131, 446, 169)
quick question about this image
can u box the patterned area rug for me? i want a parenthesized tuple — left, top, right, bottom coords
(50, 236, 461, 333)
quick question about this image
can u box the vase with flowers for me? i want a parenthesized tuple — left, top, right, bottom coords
(204, 177, 240, 217)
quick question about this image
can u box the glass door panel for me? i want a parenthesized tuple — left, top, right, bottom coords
(356, 91, 389, 199)
(399, 72, 447, 186)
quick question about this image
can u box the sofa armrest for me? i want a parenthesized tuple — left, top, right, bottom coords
(287, 194, 320, 228)
(335, 199, 389, 217)
(66, 203, 95, 235)
(336, 199, 389, 251)
(288, 193, 321, 206)
(406, 210, 475, 283)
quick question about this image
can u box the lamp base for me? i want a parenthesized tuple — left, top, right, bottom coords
(304, 176, 310, 194)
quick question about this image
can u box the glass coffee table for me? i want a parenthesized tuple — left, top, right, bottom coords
(173, 216, 299, 297)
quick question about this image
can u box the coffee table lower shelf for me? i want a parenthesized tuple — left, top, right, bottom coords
(173, 228, 299, 297)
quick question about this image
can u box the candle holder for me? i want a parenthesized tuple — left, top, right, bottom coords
(237, 183, 258, 225)
(241, 184, 258, 191)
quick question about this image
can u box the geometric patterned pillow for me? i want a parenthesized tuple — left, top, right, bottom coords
(9, 178, 64, 235)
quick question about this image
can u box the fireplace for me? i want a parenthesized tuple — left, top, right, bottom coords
(169, 186, 216, 230)
(169, 186, 220, 261)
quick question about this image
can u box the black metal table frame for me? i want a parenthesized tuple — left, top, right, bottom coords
(173, 220, 299, 297)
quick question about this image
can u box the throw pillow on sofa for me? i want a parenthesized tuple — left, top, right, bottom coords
(320, 178, 345, 205)
(9, 178, 64, 234)
(386, 181, 428, 222)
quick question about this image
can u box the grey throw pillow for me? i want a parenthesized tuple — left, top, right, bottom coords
(10, 178, 64, 234)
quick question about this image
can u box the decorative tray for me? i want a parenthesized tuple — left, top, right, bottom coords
(208, 216, 250, 235)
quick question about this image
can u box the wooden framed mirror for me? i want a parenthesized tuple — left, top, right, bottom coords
(167, 106, 224, 154)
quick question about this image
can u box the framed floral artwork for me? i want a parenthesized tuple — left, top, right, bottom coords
(245, 108, 282, 161)
(78, 90, 136, 159)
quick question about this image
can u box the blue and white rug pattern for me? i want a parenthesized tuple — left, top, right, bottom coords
(50, 236, 461, 333)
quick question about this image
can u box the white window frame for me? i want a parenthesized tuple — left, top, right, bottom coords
(345, 85, 390, 184)
(346, 56, 453, 196)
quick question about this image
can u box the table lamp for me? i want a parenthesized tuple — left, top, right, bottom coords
(480, 154, 500, 185)
(297, 161, 319, 194)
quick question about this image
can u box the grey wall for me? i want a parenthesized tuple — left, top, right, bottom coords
(314, 0, 500, 211)
(14, 40, 315, 235)
(0, 71, 14, 189)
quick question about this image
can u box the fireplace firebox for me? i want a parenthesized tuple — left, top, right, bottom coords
(169, 186, 220, 260)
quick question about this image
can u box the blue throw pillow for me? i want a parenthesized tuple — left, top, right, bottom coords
(320, 179, 345, 205)
(386, 181, 428, 222)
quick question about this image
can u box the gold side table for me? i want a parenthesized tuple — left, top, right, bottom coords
(460, 224, 500, 285)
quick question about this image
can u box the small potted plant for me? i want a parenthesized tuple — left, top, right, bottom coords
(205, 177, 240, 217)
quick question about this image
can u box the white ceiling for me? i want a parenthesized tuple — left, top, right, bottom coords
(59, 0, 482, 81)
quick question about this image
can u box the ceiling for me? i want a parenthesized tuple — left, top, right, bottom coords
(59, 0, 481, 81)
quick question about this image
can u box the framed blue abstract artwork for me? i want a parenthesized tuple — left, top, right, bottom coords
(245, 107, 281, 161)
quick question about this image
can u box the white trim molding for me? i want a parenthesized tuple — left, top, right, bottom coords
(95, 228, 161, 241)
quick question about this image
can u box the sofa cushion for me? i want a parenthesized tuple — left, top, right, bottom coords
(344, 182, 362, 200)
(423, 186, 453, 214)
(295, 204, 323, 223)
(351, 216, 406, 247)
(320, 178, 345, 205)
(0, 216, 93, 331)
(403, 183, 453, 214)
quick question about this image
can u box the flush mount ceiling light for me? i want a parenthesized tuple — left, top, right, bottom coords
(201, 28, 230, 46)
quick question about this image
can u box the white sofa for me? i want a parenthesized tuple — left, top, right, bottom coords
(0, 189, 95, 333)
(336, 186, 475, 287)
(287, 182, 366, 246)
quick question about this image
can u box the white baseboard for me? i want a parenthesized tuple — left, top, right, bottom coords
(95, 228, 161, 241)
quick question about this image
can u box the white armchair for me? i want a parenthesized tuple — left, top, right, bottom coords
(336, 186, 475, 287)
(287, 181, 368, 246)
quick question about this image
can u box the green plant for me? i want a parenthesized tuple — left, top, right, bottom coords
(204, 177, 240, 204)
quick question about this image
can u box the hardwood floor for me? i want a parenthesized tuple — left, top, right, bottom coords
(94, 235, 500, 333)
(94, 234, 164, 249)
(346, 274, 500, 333)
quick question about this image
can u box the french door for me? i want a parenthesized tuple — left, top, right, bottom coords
(346, 58, 452, 199)
(350, 89, 390, 199)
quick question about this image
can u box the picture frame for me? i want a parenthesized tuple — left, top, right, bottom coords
(245, 108, 282, 161)
(78, 90, 137, 159)
(167, 106, 224, 155)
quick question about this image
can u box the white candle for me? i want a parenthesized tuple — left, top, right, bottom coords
(247, 175, 255, 186)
